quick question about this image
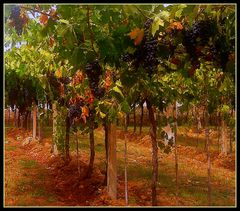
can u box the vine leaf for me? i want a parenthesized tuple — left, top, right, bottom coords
(129, 28, 144, 46)
(81, 106, 89, 124)
(55, 68, 62, 78)
(152, 17, 164, 36)
(39, 14, 48, 25)
(162, 124, 175, 141)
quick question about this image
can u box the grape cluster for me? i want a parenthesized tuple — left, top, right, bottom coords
(182, 19, 215, 66)
(192, 20, 214, 46)
(142, 39, 159, 76)
(121, 53, 133, 62)
(68, 101, 84, 126)
(144, 18, 154, 39)
(121, 19, 159, 78)
(85, 60, 105, 99)
(9, 6, 27, 36)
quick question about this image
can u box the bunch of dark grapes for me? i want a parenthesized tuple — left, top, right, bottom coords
(192, 20, 214, 46)
(121, 53, 134, 62)
(140, 18, 159, 77)
(182, 29, 198, 62)
(182, 19, 215, 68)
(85, 60, 105, 99)
(142, 39, 159, 77)
(9, 6, 27, 36)
(120, 18, 159, 78)
(68, 100, 84, 126)
(144, 18, 154, 40)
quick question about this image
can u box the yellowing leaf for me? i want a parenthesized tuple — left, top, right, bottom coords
(55, 68, 62, 78)
(152, 17, 164, 36)
(159, 11, 170, 21)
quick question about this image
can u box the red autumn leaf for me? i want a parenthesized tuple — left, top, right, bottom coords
(39, 14, 48, 25)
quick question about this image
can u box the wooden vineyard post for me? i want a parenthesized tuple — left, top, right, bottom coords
(107, 122, 117, 200)
(133, 103, 136, 133)
(86, 124, 95, 178)
(33, 102, 37, 140)
(205, 111, 211, 205)
(76, 131, 80, 176)
(124, 114, 129, 206)
(146, 99, 158, 206)
(51, 102, 58, 155)
(103, 121, 108, 186)
(8, 107, 11, 125)
(174, 102, 179, 205)
(139, 101, 144, 135)
(221, 118, 228, 155)
(14, 108, 16, 127)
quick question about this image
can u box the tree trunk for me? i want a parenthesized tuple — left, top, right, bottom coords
(76, 131, 80, 176)
(133, 104, 136, 133)
(14, 108, 16, 127)
(8, 107, 11, 125)
(103, 121, 108, 186)
(38, 117, 41, 140)
(65, 116, 71, 164)
(139, 101, 144, 135)
(221, 118, 228, 155)
(17, 110, 21, 128)
(196, 116, 201, 148)
(33, 103, 37, 140)
(51, 102, 58, 155)
(124, 114, 129, 206)
(23, 112, 27, 129)
(229, 109, 233, 153)
(126, 114, 130, 131)
(107, 122, 117, 200)
(205, 111, 211, 205)
(86, 124, 95, 178)
(174, 102, 179, 205)
(146, 99, 158, 206)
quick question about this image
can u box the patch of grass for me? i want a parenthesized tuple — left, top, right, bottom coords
(37, 171, 46, 180)
(16, 178, 33, 194)
(179, 186, 207, 205)
(47, 195, 57, 202)
(22, 172, 29, 177)
(118, 161, 152, 181)
(211, 189, 235, 206)
(128, 196, 137, 204)
(19, 159, 38, 169)
(95, 142, 104, 152)
(31, 188, 46, 197)
(5, 145, 17, 151)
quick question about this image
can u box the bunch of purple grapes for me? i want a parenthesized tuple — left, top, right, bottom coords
(121, 18, 159, 78)
(85, 60, 105, 99)
(68, 101, 84, 126)
(182, 19, 215, 66)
